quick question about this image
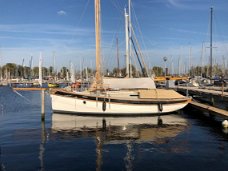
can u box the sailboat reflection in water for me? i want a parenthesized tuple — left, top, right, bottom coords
(52, 113, 188, 143)
(51, 113, 188, 170)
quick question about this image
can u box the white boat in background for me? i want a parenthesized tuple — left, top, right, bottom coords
(189, 76, 212, 87)
(50, 0, 191, 115)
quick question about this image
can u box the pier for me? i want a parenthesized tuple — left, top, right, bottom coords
(13, 87, 48, 91)
(175, 86, 228, 122)
(176, 86, 228, 98)
(154, 76, 189, 82)
(189, 101, 228, 119)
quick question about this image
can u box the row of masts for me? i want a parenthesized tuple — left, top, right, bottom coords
(4, 4, 216, 84)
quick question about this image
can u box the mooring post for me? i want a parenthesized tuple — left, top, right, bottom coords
(102, 118, 106, 131)
(222, 82, 224, 96)
(157, 115, 163, 126)
(186, 83, 189, 97)
(210, 95, 215, 106)
(41, 89, 45, 121)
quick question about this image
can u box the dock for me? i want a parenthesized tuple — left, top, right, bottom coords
(13, 87, 48, 91)
(176, 86, 228, 98)
(189, 101, 228, 119)
(174, 86, 228, 121)
(154, 76, 189, 82)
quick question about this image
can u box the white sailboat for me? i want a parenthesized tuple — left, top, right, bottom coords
(50, 0, 191, 115)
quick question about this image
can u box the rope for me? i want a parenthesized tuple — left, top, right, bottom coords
(13, 90, 31, 103)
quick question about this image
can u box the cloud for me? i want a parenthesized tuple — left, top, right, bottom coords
(57, 10, 67, 16)
(167, 0, 186, 8)
(165, 0, 214, 10)
(0, 23, 96, 67)
(0, 24, 93, 37)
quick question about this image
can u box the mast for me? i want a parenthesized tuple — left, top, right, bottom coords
(29, 56, 33, 80)
(189, 47, 191, 76)
(70, 62, 75, 83)
(95, 0, 102, 86)
(52, 51, 55, 78)
(178, 56, 180, 76)
(39, 52, 42, 87)
(128, 0, 132, 77)
(209, 7, 213, 82)
(22, 58, 24, 79)
(200, 42, 204, 77)
(116, 37, 120, 76)
(125, 8, 130, 77)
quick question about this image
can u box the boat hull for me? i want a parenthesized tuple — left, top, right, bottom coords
(51, 94, 190, 115)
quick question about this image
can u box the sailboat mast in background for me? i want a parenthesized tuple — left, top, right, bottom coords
(125, 8, 129, 78)
(39, 52, 42, 87)
(116, 37, 120, 76)
(209, 7, 213, 82)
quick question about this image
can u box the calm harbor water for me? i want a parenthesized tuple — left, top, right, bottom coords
(0, 87, 228, 171)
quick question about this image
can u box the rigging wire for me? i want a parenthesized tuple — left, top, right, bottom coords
(213, 9, 228, 64)
(131, 37, 146, 76)
(110, 0, 125, 15)
(13, 90, 31, 103)
(131, 2, 150, 65)
(67, 0, 91, 70)
(131, 27, 149, 76)
(78, 0, 91, 26)
(101, 0, 125, 73)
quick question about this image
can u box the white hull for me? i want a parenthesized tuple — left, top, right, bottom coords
(51, 93, 189, 115)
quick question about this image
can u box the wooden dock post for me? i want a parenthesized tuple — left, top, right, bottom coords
(41, 89, 45, 121)
(102, 118, 106, 130)
(210, 95, 215, 106)
(222, 82, 224, 96)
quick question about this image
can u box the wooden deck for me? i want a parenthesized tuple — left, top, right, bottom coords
(13, 87, 48, 91)
(154, 76, 189, 82)
(175, 86, 228, 119)
(189, 101, 228, 119)
(176, 86, 228, 98)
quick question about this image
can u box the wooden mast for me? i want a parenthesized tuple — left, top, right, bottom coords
(95, 0, 102, 87)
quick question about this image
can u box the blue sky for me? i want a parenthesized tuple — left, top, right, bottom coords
(0, 0, 228, 73)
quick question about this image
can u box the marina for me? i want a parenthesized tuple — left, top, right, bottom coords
(1, 88, 228, 170)
(0, 0, 228, 170)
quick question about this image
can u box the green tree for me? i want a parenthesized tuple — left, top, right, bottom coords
(49, 66, 54, 76)
(152, 66, 163, 76)
(60, 67, 68, 78)
(2, 63, 17, 78)
(33, 67, 39, 77)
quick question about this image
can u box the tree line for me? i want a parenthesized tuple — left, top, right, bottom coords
(0, 63, 65, 80)
(1, 62, 226, 80)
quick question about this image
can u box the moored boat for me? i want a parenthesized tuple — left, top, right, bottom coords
(51, 77, 191, 115)
(50, 0, 191, 115)
(48, 83, 59, 88)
